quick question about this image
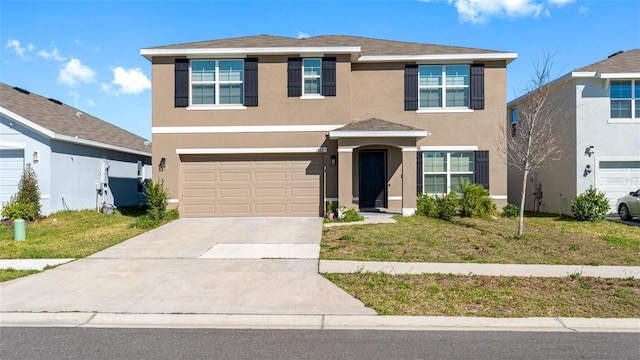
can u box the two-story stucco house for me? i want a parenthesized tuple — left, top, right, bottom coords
(141, 35, 517, 217)
(507, 49, 640, 215)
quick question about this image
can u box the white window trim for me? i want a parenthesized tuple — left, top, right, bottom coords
(609, 79, 638, 120)
(418, 65, 470, 110)
(423, 151, 474, 195)
(302, 58, 322, 97)
(190, 59, 244, 107)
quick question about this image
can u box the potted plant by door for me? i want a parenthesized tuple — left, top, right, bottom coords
(326, 200, 335, 220)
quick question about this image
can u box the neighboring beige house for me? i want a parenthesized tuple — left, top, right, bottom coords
(141, 35, 517, 217)
(507, 49, 640, 215)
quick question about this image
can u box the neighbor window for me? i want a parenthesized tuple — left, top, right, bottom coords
(423, 152, 474, 194)
(610, 80, 639, 119)
(191, 60, 243, 105)
(511, 108, 517, 137)
(419, 65, 469, 109)
(302, 58, 321, 96)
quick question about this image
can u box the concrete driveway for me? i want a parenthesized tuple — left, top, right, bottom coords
(0, 218, 375, 315)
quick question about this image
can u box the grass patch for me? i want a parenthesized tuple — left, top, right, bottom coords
(321, 215, 640, 266)
(324, 273, 640, 318)
(0, 269, 40, 282)
(0, 207, 161, 259)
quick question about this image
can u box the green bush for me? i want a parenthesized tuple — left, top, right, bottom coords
(434, 192, 459, 221)
(502, 203, 520, 218)
(144, 178, 170, 221)
(1, 164, 41, 220)
(129, 215, 160, 229)
(458, 181, 496, 218)
(340, 207, 364, 222)
(416, 194, 438, 217)
(571, 187, 610, 222)
(165, 208, 180, 220)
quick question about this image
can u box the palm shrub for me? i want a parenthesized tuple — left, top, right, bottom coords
(571, 187, 610, 222)
(458, 181, 496, 218)
(1, 164, 41, 220)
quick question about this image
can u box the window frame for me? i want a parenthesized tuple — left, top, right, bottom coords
(189, 59, 245, 108)
(422, 151, 475, 195)
(137, 161, 144, 193)
(609, 79, 639, 120)
(302, 58, 323, 98)
(418, 65, 470, 110)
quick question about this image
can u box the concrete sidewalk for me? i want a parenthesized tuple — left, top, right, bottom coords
(0, 258, 74, 270)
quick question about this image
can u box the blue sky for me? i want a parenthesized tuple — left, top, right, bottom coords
(1, 0, 639, 140)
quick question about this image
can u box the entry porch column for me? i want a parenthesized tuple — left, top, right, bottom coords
(402, 147, 418, 216)
(338, 146, 356, 210)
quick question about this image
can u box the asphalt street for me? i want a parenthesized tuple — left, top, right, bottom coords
(1, 328, 639, 360)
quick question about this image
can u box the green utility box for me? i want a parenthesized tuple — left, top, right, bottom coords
(14, 219, 25, 241)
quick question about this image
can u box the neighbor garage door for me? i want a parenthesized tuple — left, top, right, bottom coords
(0, 149, 24, 205)
(598, 161, 640, 212)
(181, 155, 322, 217)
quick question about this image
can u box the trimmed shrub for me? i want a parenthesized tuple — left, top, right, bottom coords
(434, 192, 459, 221)
(458, 182, 496, 218)
(571, 187, 610, 222)
(416, 194, 437, 217)
(1, 164, 41, 220)
(165, 208, 180, 220)
(339, 207, 364, 222)
(144, 178, 170, 221)
(502, 203, 520, 218)
(129, 215, 160, 229)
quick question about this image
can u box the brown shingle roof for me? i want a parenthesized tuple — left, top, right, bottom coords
(575, 49, 640, 73)
(148, 34, 508, 56)
(0, 83, 151, 154)
(336, 118, 425, 132)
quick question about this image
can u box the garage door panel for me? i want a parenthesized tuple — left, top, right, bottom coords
(181, 155, 321, 217)
(184, 188, 215, 198)
(0, 150, 24, 204)
(598, 161, 640, 212)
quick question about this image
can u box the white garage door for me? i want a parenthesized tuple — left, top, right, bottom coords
(0, 150, 25, 205)
(598, 161, 640, 212)
(181, 155, 322, 217)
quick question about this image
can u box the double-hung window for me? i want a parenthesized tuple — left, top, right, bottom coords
(610, 80, 639, 119)
(191, 60, 244, 106)
(419, 65, 469, 109)
(423, 152, 474, 194)
(302, 58, 321, 96)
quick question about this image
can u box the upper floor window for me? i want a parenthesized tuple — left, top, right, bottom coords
(303, 59, 322, 96)
(419, 65, 469, 109)
(610, 80, 639, 119)
(191, 60, 244, 105)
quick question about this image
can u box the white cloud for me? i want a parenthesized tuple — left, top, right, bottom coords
(58, 58, 96, 87)
(445, 0, 576, 23)
(579, 5, 589, 15)
(87, 99, 96, 107)
(5, 39, 29, 58)
(38, 46, 66, 61)
(68, 91, 80, 105)
(102, 67, 151, 95)
(297, 31, 310, 39)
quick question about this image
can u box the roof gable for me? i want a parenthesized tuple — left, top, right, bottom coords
(0, 83, 151, 155)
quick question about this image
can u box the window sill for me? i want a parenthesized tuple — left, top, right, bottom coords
(608, 119, 640, 124)
(186, 105, 247, 111)
(300, 95, 325, 100)
(416, 108, 474, 114)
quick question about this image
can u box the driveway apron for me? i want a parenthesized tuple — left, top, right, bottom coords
(0, 218, 375, 315)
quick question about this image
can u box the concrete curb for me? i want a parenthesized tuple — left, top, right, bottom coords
(0, 259, 75, 270)
(1, 312, 638, 332)
(319, 260, 640, 278)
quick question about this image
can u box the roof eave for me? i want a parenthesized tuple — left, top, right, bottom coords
(140, 46, 362, 61)
(357, 53, 518, 64)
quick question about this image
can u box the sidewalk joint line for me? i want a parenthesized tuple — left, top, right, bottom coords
(555, 317, 577, 332)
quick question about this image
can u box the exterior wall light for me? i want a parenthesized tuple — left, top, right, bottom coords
(33, 150, 39, 163)
(159, 157, 166, 171)
(331, 155, 337, 165)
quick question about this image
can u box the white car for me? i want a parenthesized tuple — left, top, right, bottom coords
(617, 189, 640, 220)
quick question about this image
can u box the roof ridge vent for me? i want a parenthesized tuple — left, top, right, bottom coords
(48, 98, 63, 105)
(13, 87, 30, 95)
(608, 50, 623, 58)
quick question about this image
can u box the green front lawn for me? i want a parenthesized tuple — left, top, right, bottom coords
(0, 208, 151, 259)
(321, 214, 640, 265)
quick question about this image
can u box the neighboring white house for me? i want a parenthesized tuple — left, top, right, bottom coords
(507, 49, 640, 215)
(0, 82, 152, 215)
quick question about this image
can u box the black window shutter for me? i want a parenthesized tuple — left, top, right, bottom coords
(174, 59, 189, 107)
(287, 57, 302, 97)
(244, 58, 258, 106)
(416, 151, 424, 194)
(474, 150, 489, 190)
(321, 57, 336, 96)
(404, 65, 418, 111)
(470, 63, 485, 110)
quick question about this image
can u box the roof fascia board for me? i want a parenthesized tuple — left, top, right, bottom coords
(357, 53, 518, 64)
(571, 71, 640, 79)
(507, 72, 574, 107)
(140, 46, 361, 60)
(329, 130, 428, 139)
(53, 134, 152, 157)
(0, 106, 56, 138)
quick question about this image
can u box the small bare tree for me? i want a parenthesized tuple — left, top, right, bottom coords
(499, 54, 568, 236)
